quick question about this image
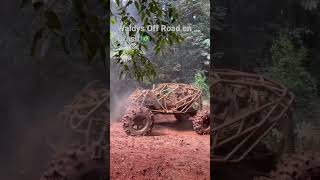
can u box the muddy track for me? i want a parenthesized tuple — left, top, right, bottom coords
(110, 115, 210, 180)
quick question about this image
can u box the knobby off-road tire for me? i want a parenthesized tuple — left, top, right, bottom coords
(40, 143, 106, 180)
(122, 106, 154, 136)
(255, 151, 320, 180)
(191, 110, 210, 135)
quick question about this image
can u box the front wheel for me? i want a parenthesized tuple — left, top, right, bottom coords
(122, 107, 154, 136)
(191, 110, 210, 135)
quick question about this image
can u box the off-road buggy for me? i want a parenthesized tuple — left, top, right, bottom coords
(40, 70, 320, 180)
(121, 83, 210, 136)
(211, 69, 320, 180)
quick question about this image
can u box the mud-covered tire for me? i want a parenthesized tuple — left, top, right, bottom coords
(40, 143, 106, 180)
(122, 106, 154, 136)
(191, 110, 210, 135)
(255, 151, 320, 180)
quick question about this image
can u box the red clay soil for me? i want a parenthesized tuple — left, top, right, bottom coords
(110, 115, 210, 180)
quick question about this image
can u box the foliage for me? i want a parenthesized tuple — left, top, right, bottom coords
(148, 0, 210, 83)
(193, 71, 209, 99)
(215, 0, 320, 153)
(266, 35, 317, 112)
(260, 34, 320, 151)
(295, 121, 320, 151)
(21, 0, 108, 63)
(22, 0, 184, 81)
(176, 0, 210, 62)
(110, 0, 184, 81)
(278, 27, 314, 47)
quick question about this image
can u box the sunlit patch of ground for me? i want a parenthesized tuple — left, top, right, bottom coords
(110, 115, 210, 180)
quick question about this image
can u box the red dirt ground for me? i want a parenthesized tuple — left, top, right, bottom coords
(110, 115, 210, 180)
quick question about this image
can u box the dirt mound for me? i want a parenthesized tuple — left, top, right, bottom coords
(110, 116, 210, 180)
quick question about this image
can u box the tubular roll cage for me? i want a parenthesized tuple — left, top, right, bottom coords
(210, 69, 294, 163)
(135, 83, 203, 114)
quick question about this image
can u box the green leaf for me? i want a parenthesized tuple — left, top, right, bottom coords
(159, 39, 165, 46)
(121, 16, 128, 22)
(143, 18, 148, 26)
(116, 0, 120, 6)
(146, 10, 151, 17)
(124, 64, 129, 71)
(128, 30, 136, 37)
(125, 0, 133, 8)
(141, 43, 148, 50)
(130, 17, 137, 23)
(45, 10, 61, 30)
(203, 39, 210, 46)
(168, 7, 173, 18)
(154, 46, 160, 55)
(134, 1, 140, 11)
(110, 17, 117, 25)
(168, 37, 173, 45)
(141, 12, 146, 21)
(31, 28, 45, 56)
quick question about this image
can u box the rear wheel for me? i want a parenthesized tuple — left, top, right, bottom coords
(122, 106, 154, 136)
(191, 110, 210, 135)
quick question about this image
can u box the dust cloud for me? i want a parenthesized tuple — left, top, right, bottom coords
(110, 62, 138, 121)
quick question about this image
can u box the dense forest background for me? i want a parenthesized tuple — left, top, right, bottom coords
(0, 1, 105, 179)
(214, 0, 320, 151)
(0, 0, 320, 179)
(110, 0, 210, 118)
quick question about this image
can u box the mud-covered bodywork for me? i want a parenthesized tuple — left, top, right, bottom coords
(210, 69, 294, 163)
(128, 83, 203, 113)
(122, 83, 210, 136)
